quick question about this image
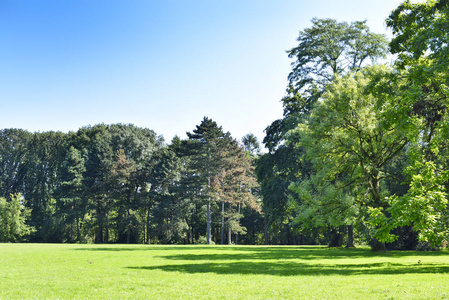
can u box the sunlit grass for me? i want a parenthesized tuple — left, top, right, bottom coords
(0, 243, 448, 299)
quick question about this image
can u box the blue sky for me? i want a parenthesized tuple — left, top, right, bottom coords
(0, 0, 411, 145)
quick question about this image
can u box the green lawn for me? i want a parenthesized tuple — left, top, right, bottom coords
(0, 243, 448, 299)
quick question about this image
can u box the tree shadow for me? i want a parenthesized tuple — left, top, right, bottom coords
(72, 246, 223, 252)
(73, 245, 448, 261)
(155, 247, 448, 262)
(72, 244, 449, 276)
(128, 261, 449, 277)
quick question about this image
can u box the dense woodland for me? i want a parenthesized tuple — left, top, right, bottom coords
(2, 0, 449, 251)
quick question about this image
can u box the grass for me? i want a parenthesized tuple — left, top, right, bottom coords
(0, 244, 448, 299)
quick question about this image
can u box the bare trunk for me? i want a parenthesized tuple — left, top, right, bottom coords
(206, 146, 212, 245)
(369, 174, 386, 252)
(105, 210, 109, 244)
(221, 201, 225, 244)
(228, 203, 232, 245)
(126, 208, 131, 244)
(146, 208, 151, 244)
(371, 237, 386, 252)
(76, 216, 81, 241)
(264, 212, 269, 245)
(70, 222, 74, 243)
(96, 215, 103, 244)
(206, 201, 211, 244)
(346, 224, 355, 248)
(69, 205, 74, 242)
(236, 202, 241, 245)
(328, 226, 343, 247)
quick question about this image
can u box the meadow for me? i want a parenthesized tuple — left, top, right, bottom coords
(0, 243, 448, 299)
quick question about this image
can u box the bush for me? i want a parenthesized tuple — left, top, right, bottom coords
(195, 236, 215, 245)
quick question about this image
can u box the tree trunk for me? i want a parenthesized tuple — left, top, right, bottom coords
(126, 208, 131, 244)
(96, 215, 103, 244)
(146, 208, 151, 244)
(76, 216, 81, 242)
(369, 174, 386, 252)
(221, 201, 225, 245)
(235, 202, 241, 245)
(371, 236, 386, 252)
(69, 205, 74, 242)
(105, 210, 109, 244)
(227, 203, 232, 245)
(69, 218, 74, 243)
(206, 201, 211, 244)
(191, 216, 195, 244)
(264, 212, 269, 245)
(346, 224, 355, 248)
(328, 226, 343, 247)
(206, 146, 212, 245)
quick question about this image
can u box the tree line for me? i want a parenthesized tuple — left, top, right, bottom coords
(0, 121, 261, 244)
(1, 0, 449, 250)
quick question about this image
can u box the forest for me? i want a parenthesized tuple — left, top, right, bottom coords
(1, 0, 449, 251)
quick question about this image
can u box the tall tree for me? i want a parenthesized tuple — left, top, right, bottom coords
(149, 144, 192, 244)
(55, 146, 87, 242)
(24, 131, 68, 242)
(186, 117, 229, 244)
(288, 65, 410, 251)
(259, 19, 389, 246)
(214, 139, 260, 244)
(371, 0, 449, 246)
(0, 129, 32, 200)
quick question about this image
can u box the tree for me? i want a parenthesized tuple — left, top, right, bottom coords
(214, 139, 260, 244)
(186, 117, 230, 244)
(24, 131, 68, 242)
(0, 194, 34, 242)
(110, 149, 138, 244)
(79, 124, 164, 244)
(266, 18, 389, 151)
(387, 0, 449, 70)
(149, 144, 192, 244)
(242, 133, 261, 155)
(289, 65, 410, 251)
(369, 0, 449, 246)
(259, 18, 389, 246)
(0, 129, 32, 200)
(288, 18, 388, 98)
(56, 146, 87, 242)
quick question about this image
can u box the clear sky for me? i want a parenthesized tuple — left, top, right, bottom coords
(0, 0, 411, 145)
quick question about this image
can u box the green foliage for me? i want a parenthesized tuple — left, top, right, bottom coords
(288, 65, 409, 248)
(287, 18, 388, 97)
(367, 0, 449, 246)
(259, 18, 389, 246)
(0, 129, 32, 199)
(377, 157, 449, 246)
(241, 133, 261, 155)
(387, 0, 449, 68)
(0, 194, 34, 242)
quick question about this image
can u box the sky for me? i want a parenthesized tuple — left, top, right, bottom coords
(0, 0, 414, 146)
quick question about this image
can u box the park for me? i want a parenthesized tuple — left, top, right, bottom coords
(1, 0, 449, 299)
(1, 244, 448, 299)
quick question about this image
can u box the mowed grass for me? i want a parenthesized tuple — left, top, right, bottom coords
(0, 243, 448, 299)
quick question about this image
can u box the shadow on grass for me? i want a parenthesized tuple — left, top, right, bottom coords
(72, 246, 222, 252)
(127, 261, 449, 276)
(73, 245, 448, 261)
